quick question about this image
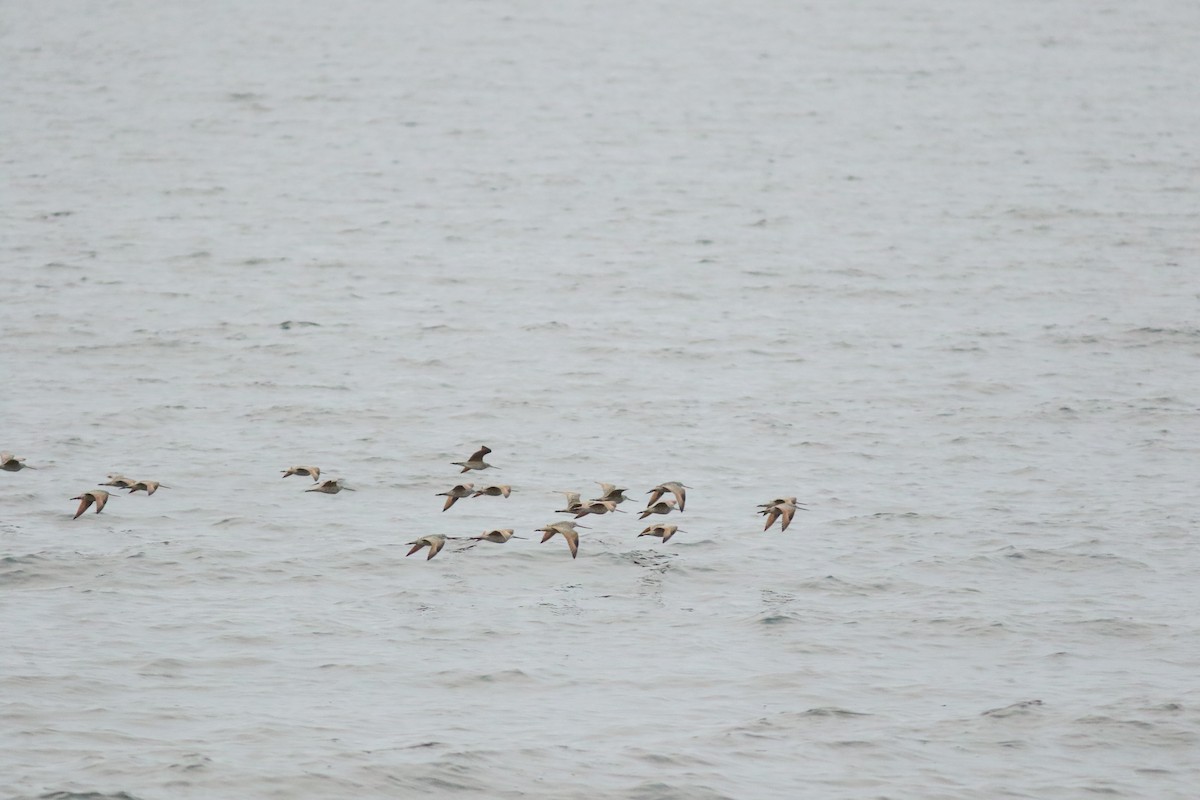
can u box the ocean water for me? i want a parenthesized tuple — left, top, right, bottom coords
(3, 0, 1199, 797)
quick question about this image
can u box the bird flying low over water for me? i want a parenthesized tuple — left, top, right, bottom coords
(757, 497, 796, 510)
(453, 445, 496, 473)
(758, 497, 806, 531)
(639, 523, 682, 543)
(406, 534, 447, 560)
(573, 499, 623, 518)
(594, 483, 630, 504)
(281, 465, 321, 482)
(306, 478, 355, 494)
(647, 481, 689, 512)
(469, 528, 525, 544)
(639, 498, 678, 519)
(555, 491, 585, 514)
(99, 474, 136, 489)
(71, 489, 111, 519)
(1, 452, 35, 472)
(536, 521, 587, 559)
(127, 480, 168, 495)
(436, 483, 475, 511)
(472, 484, 512, 498)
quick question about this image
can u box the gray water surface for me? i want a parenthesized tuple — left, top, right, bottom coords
(4, 1, 1199, 798)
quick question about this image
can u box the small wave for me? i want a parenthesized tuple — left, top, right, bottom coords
(1076, 715, 1153, 730)
(167, 753, 212, 772)
(982, 699, 1043, 717)
(1144, 702, 1184, 713)
(1128, 326, 1200, 339)
(138, 658, 188, 677)
(623, 781, 733, 800)
(1072, 618, 1171, 638)
(800, 707, 871, 718)
(983, 546, 1151, 572)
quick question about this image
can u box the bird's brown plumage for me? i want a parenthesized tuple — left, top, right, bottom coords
(71, 489, 110, 519)
(646, 481, 689, 511)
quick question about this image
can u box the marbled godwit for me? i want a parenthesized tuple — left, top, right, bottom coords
(638, 523, 682, 543)
(127, 480, 168, 495)
(594, 483, 630, 504)
(536, 521, 586, 559)
(452, 445, 496, 473)
(756, 497, 793, 510)
(99, 474, 136, 489)
(406, 534, 447, 560)
(647, 481, 689, 512)
(759, 497, 806, 532)
(472, 484, 512, 498)
(639, 498, 678, 519)
(469, 529, 525, 543)
(281, 466, 321, 482)
(436, 483, 475, 510)
(573, 499, 623, 518)
(555, 490, 585, 514)
(305, 478, 355, 494)
(71, 489, 110, 519)
(1, 452, 35, 472)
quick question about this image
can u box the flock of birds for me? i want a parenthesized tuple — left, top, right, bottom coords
(1, 447, 806, 559)
(1, 451, 170, 519)
(402, 446, 805, 560)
